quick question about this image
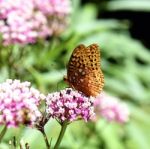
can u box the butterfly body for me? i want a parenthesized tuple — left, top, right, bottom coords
(64, 44, 104, 97)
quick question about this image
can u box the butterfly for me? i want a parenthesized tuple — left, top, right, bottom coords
(64, 43, 104, 97)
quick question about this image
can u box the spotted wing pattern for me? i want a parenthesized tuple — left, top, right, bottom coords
(64, 44, 104, 97)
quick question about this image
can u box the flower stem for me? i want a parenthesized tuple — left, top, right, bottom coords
(54, 121, 68, 149)
(0, 125, 7, 142)
(41, 129, 50, 149)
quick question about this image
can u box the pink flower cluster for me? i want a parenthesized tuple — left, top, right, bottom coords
(46, 88, 95, 123)
(0, 79, 45, 127)
(94, 92, 129, 123)
(0, 0, 71, 45)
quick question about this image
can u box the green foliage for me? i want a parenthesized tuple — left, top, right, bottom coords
(106, 0, 150, 12)
(0, 0, 150, 149)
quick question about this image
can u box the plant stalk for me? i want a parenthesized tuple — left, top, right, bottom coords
(53, 121, 68, 149)
(0, 125, 7, 142)
(41, 129, 50, 149)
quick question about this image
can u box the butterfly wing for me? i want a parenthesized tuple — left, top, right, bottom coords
(65, 44, 104, 97)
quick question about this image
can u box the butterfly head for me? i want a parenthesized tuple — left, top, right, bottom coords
(63, 75, 74, 89)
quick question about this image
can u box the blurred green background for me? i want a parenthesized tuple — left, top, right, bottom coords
(0, 0, 150, 148)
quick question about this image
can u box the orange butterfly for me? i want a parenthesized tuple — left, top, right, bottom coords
(64, 44, 104, 97)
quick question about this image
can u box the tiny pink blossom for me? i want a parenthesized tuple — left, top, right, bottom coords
(0, 79, 45, 127)
(46, 88, 95, 123)
(94, 92, 129, 123)
(0, 0, 71, 45)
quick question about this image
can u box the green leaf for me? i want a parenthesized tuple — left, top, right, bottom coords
(106, 0, 150, 12)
